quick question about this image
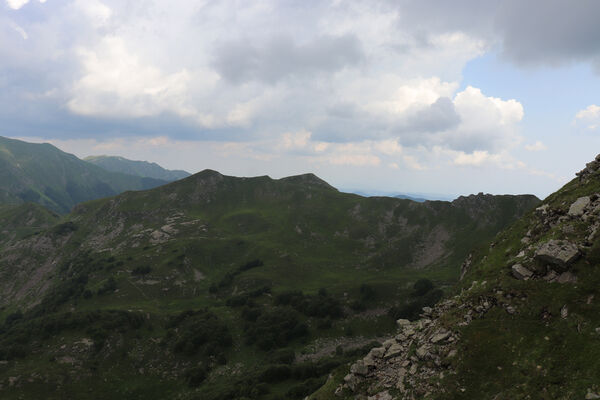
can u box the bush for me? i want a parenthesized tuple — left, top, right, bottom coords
(131, 266, 152, 275)
(169, 309, 232, 358)
(97, 277, 117, 295)
(185, 366, 208, 387)
(244, 307, 308, 350)
(259, 364, 291, 383)
(274, 291, 343, 319)
(359, 284, 376, 301)
(270, 348, 295, 365)
(413, 278, 434, 296)
(238, 259, 264, 272)
(5, 310, 23, 326)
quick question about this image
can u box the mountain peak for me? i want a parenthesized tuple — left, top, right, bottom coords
(278, 173, 336, 190)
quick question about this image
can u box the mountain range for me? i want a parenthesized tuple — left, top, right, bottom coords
(0, 140, 541, 399)
(319, 156, 600, 399)
(84, 155, 191, 182)
(0, 136, 169, 213)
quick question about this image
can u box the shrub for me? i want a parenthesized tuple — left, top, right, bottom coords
(359, 284, 376, 301)
(244, 307, 308, 350)
(131, 266, 152, 275)
(259, 364, 291, 383)
(5, 310, 23, 326)
(185, 366, 208, 387)
(413, 278, 434, 296)
(97, 277, 117, 295)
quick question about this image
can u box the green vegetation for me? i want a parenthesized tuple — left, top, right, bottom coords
(0, 165, 540, 398)
(0, 136, 167, 213)
(84, 155, 190, 182)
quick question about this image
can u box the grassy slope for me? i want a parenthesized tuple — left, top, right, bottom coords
(0, 171, 539, 399)
(0, 136, 167, 213)
(432, 173, 600, 399)
(84, 155, 191, 181)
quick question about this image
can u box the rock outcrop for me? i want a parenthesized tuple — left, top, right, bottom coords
(336, 299, 463, 399)
(534, 240, 580, 270)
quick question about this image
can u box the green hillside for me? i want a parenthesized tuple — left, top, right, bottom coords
(0, 168, 538, 399)
(0, 136, 168, 213)
(85, 155, 191, 181)
(319, 156, 600, 400)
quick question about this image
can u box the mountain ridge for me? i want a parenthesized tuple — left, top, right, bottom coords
(0, 136, 168, 213)
(0, 162, 540, 399)
(324, 154, 600, 399)
(84, 155, 191, 181)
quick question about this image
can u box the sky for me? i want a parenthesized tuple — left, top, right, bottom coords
(2, 0, 600, 199)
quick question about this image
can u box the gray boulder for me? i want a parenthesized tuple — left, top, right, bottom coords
(350, 360, 369, 376)
(384, 343, 404, 359)
(568, 196, 590, 216)
(534, 240, 579, 270)
(511, 264, 533, 280)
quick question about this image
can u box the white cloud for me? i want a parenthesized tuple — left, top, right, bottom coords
(575, 104, 600, 130)
(67, 36, 216, 124)
(6, 0, 30, 9)
(5, 0, 45, 9)
(403, 155, 426, 170)
(9, 21, 27, 39)
(73, 0, 111, 28)
(447, 86, 523, 152)
(524, 141, 547, 151)
(453, 150, 498, 166)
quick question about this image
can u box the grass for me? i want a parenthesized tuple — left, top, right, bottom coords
(0, 168, 540, 398)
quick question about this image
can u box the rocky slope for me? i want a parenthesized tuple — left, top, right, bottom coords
(84, 155, 191, 181)
(0, 136, 168, 213)
(0, 169, 538, 399)
(321, 155, 600, 399)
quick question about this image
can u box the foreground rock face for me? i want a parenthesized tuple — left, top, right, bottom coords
(336, 299, 462, 399)
(534, 240, 580, 270)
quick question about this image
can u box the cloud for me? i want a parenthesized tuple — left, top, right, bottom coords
(394, 0, 600, 71)
(213, 34, 364, 84)
(524, 141, 547, 151)
(495, 0, 600, 68)
(9, 21, 27, 39)
(6, 0, 30, 9)
(574, 104, 600, 130)
(444, 86, 523, 152)
(453, 150, 500, 166)
(401, 96, 461, 134)
(67, 36, 208, 123)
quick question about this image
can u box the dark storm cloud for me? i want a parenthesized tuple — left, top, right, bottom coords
(394, 0, 600, 70)
(212, 34, 364, 84)
(495, 0, 600, 67)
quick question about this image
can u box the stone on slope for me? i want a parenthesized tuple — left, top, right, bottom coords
(568, 196, 590, 216)
(534, 240, 579, 270)
(430, 330, 451, 344)
(511, 264, 533, 280)
(368, 391, 392, 400)
(396, 319, 411, 328)
(556, 271, 577, 284)
(384, 343, 404, 359)
(350, 360, 369, 376)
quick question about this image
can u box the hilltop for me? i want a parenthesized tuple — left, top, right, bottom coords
(0, 136, 168, 213)
(0, 167, 538, 399)
(325, 155, 600, 399)
(84, 155, 190, 182)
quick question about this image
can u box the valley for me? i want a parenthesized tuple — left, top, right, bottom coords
(0, 160, 538, 399)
